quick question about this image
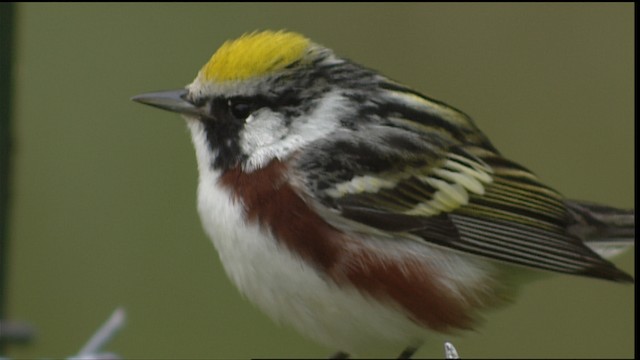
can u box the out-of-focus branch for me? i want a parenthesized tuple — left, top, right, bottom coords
(67, 308, 126, 360)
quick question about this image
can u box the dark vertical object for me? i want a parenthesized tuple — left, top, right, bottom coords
(0, 2, 16, 354)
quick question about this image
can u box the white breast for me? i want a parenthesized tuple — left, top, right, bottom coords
(187, 119, 437, 355)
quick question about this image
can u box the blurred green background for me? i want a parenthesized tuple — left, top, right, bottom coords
(4, 3, 634, 359)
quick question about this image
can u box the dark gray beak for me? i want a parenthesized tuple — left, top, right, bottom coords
(131, 89, 200, 116)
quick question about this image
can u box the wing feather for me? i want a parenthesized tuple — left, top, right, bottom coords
(293, 86, 632, 282)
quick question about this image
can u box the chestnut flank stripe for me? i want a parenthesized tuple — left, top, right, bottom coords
(219, 160, 475, 331)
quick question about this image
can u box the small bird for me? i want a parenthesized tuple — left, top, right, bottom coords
(132, 30, 634, 358)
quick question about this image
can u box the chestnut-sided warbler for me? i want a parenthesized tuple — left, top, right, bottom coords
(132, 30, 634, 358)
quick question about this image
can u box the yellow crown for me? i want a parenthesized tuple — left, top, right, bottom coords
(200, 30, 311, 82)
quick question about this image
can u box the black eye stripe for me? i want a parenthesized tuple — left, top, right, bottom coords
(228, 97, 259, 120)
(196, 91, 305, 122)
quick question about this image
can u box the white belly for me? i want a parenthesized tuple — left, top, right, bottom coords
(196, 174, 433, 355)
(186, 120, 470, 355)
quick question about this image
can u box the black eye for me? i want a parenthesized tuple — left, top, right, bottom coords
(228, 98, 254, 120)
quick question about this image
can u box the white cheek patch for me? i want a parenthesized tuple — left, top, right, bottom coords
(239, 109, 289, 155)
(242, 90, 347, 172)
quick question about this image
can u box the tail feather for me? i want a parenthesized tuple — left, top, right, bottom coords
(565, 199, 635, 260)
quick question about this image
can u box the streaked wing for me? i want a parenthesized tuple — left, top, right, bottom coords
(293, 84, 632, 282)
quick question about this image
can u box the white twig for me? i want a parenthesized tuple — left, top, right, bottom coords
(444, 341, 460, 359)
(68, 307, 126, 360)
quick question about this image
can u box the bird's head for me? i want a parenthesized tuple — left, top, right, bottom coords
(133, 30, 383, 172)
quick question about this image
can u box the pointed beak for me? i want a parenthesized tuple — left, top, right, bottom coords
(131, 89, 200, 116)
